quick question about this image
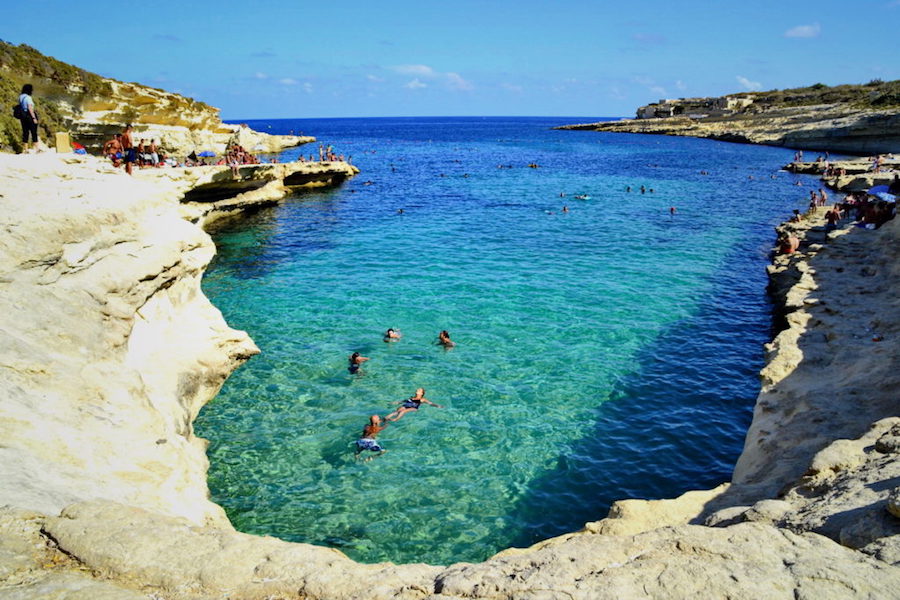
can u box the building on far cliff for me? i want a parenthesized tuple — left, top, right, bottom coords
(636, 95, 754, 119)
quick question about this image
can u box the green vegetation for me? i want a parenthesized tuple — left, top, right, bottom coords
(0, 39, 215, 152)
(0, 40, 114, 151)
(743, 80, 900, 110)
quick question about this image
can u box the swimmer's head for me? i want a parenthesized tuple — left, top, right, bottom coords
(416, 387, 425, 396)
(370, 415, 381, 425)
(351, 352, 360, 360)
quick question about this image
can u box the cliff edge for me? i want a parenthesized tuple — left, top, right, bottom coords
(0, 156, 897, 598)
(0, 41, 310, 156)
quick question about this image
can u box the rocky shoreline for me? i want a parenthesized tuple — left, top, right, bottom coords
(557, 105, 900, 154)
(0, 153, 898, 598)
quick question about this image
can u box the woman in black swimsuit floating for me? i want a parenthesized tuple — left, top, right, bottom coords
(386, 387, 442, 421)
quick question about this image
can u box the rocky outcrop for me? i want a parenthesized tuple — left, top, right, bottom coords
(65, 81, 313, 157)
(0, 154, 258, 526)
(0, 40, 311, 156)
(136, 160, 359, 227)
(559, 104, 900, 154)
(0, 154, 898, 598)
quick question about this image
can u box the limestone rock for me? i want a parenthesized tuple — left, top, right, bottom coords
(557, 105, 900, 154)
(434, 524, 900, 600)
(888, 488, 900, 520)
(582, 485, 728, 537)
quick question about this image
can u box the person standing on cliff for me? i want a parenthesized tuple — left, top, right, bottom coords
(17, 84, 39, 153)
(122, 124, 136, 175)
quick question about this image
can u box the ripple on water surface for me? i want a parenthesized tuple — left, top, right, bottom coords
(195, 117, 815, 564)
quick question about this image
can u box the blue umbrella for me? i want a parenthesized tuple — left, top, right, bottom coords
(197, 150, 215, 158)
(874, 192, 896, 202)
(868, 184, 890, 194)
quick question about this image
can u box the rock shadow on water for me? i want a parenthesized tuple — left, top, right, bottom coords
(206, 189, 347, 280)
(503, 252, 772, 551)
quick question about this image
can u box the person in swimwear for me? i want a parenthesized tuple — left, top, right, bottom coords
(383, 328, 402, 342)
(437, 330, 455, 348)
(386, 388, 443, 422)
(348, 352, 369, 374)
(355, 415, 389, 460)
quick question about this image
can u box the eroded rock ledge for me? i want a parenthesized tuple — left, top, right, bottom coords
(0, 155, 898, 598)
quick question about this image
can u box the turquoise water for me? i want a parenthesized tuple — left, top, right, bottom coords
(196, 117, 813, 565)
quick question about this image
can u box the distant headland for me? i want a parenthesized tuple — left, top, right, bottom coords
(557, 80, 900, 154)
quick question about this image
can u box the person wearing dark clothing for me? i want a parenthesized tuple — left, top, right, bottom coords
(17, 84, 39, 153)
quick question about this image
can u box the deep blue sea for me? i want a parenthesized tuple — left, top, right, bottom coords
(195, 116, 816, 565)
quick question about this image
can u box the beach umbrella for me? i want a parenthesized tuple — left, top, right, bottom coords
(198, 150, 216, 158)
(873, 192, 896, 202)
(868, 184, 890, 194)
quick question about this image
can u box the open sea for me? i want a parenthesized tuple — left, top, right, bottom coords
(195, 116, 816, 565)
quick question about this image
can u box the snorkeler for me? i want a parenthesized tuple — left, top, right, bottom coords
(437, 330, 455, 348)
(348, 352, 370, 374)
(385, 388, 443, 422)
(383, 328, 402, 342)
(355, 415, 389, 460)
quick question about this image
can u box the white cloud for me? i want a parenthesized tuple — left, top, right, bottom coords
(736, 75, 762, 91)
(303, 82, 313, 94)
(501, 82, 524, 93)
(649, 85, 667, 97)
(366, 74, 385, 83)
(446, 72, 474, 91)
(254, 72, 268, 80)
(392, 64, 436, 78)
(404, 78, 427, 89)
(784, 23, 821, 38)
(675, 80, 687, 92)
(279, 78, 298, 85)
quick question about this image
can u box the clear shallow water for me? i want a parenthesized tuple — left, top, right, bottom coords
(196, 117, 814, 565)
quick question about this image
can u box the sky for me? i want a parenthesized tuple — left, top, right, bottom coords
(3, 1, 899, 119)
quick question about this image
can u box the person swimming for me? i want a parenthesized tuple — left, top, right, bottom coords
(437, 330, 455, 348)
(383, 328, 402, 342)
(348, 352, 370, 374)
(355, 415, 389, 460)
(385, 388, 443, 422)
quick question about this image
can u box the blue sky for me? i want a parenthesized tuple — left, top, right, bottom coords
(4, 1, 899, 119)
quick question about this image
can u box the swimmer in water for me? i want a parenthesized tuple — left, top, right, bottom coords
(562, 206, 569, 213)
(386, 388, 443, 422)
(348, 352, 370, 374)
(383, 328, 402, 342)
(437, 330, 455, 348)
(355, 415, 389, 460)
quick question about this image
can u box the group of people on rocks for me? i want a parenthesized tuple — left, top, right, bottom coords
(350, 329, 455, 461)
(780, 185, 896, 255)
(102, 127, 174, 173)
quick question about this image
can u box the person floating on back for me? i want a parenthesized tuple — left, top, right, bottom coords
(386, 388, 443, 422)
(348, 352, 369, 374)
(356, 415, 389, 460)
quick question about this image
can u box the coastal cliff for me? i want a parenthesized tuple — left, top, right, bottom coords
(0, 41, 310, 155)
(558, 81, 900, 154)
(0, 154, 897, 597)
